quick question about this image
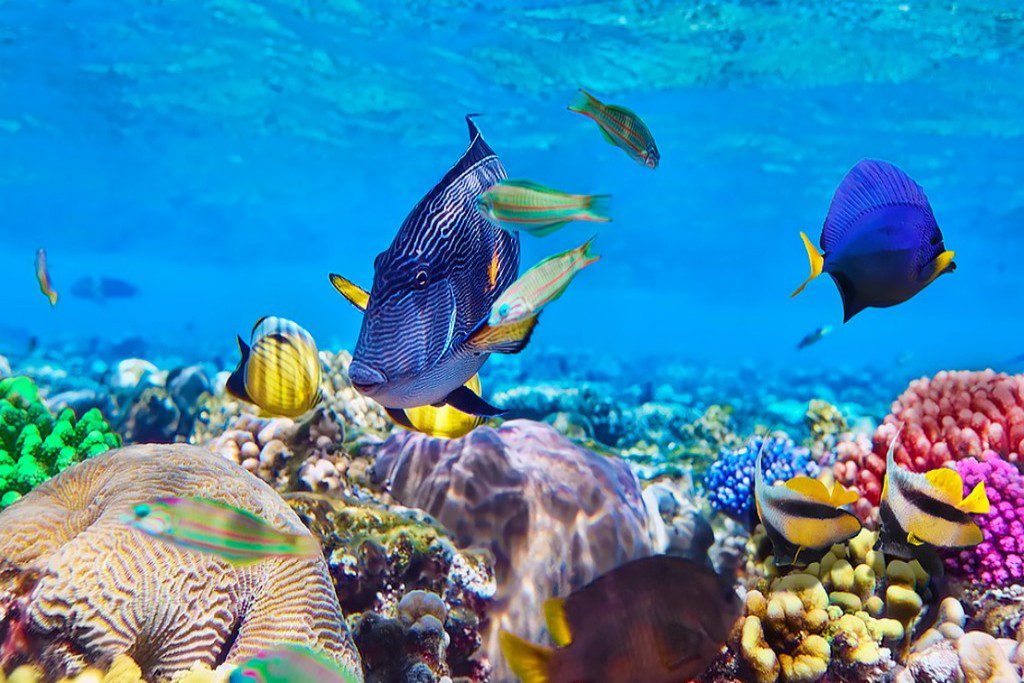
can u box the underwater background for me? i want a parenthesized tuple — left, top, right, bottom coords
(3, 2, 1024, 683)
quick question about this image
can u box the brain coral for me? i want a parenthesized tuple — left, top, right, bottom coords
(0, 376, 120, 508)
(372, 420, 655, 681)
(0, 444, 360, 681)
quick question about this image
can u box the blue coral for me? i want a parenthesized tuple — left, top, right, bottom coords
(703, 435, 819, 521)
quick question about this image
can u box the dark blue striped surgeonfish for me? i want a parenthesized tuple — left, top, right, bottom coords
(329, 117, 536, 428)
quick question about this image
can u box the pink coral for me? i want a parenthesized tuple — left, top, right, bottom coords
(944, 451, 1024, 587)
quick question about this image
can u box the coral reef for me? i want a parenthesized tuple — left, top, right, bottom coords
(0, 376, 120, 508)
(372, 420, 655, 680)
(0, 444, 358, 681)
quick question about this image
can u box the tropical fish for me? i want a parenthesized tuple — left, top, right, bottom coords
(126, 497, 320, 567)
(876, 430, 989, 554)
(568, 89, 659, 169)
(487, 238, 600, 327)
(499, 555, 740, 683)
(401, 374, 486, 438)
(70, 276, 139, 302)
(34, 249, 57, 306)
(791, 159, 956, 322)
(229, 644, 360, 683)
(330, 117, 539, 430)
(796, 325, 832, 350)
(226, 316, 323, 418)
(754, 441, 862, 566)
(476, 179, 610, 237)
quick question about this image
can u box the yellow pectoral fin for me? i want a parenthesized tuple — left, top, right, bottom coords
(829, 483, 860, 507)
(542, 598, 572, 647)
(907, 532, 925, 546)
(783, 476, 832, 504)
(925, 468, 965, 505)
(329, 273, 370, 312)
(920, 249, 956, 285)
(959, 481, 990, 514)
(791, 231, 824, 298)
(499, 630, 553, 683)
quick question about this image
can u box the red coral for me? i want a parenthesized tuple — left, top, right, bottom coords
(835, 370, 1024, 514)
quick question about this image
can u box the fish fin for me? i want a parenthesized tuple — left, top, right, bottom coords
(583, 194, 612, 223)
(918, 249, 956, 285)
(577, 235, 601, 268)
(831, 271, 868, 323)
(907, 532, 925, 546)
(568, 88, 602, 114)
(959, 481, 990, 514)
(783, 476, 832, 503)
(499, 630, 552, 683)
(924, 468, 965, 504)
(762, 519, 800, 567)
(444, 385, 504, 418)
(822, 159, 936, 253)
(542, 598, 572, 647)
(385, 407, 415, 430)
(500, 178, 554, 192)
(329, 274, 369, 312)
(829, 482, 860, 507)
(466, 315, 539, 355)
(791, 232, 824, 297)
(225, 336, 251, 402)
(525, 221, 571, 238)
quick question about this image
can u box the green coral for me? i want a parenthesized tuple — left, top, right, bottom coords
(0, 376, 121, 508)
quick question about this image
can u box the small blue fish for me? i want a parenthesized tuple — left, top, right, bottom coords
(796, 325, 832, 350)
(229, 643, 360, 683)
(329, 118, 537, 429)
(791, 160, 955, 322)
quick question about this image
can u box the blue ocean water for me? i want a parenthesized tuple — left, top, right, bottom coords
(2, 0, 1022, 377)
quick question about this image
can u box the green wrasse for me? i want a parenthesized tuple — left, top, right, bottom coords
(487, 238, 600, 327)
(754, 443, 862, 566)
(35, 248, 57, 306)
(229, 644, 360, 683)
(227, 316, 323, 418)
(569, 89, 659, 169)
(476, 179, 610, 237)
(126, 497, 320, 567)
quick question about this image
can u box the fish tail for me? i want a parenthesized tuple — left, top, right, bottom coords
(293, 534, 322, 558)
(47, 291, 58, 307)
(582, 194, 611, 222)
(791, 231, 824, 298)
(499, 630, 552, 683)
(568, 88, 601, 115)
(578, 236, 601, 267)
(959, 481, 990, 514)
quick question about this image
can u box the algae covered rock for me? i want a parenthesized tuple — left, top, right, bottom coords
(0, 376, 120, 508)
(0, 444, 359, 681)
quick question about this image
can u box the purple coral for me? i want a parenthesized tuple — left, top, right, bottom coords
(945, 450, 1024, 586)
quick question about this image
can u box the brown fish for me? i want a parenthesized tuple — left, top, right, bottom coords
(500, 555, 740, 683)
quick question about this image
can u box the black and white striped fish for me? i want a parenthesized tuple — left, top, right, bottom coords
(329, 117, 536, 428)
(754, 442, 863, 566)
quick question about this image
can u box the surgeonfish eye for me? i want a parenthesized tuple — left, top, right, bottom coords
(414, 270, 429, 289)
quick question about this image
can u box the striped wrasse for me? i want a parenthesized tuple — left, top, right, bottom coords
(476, 179, 610, 238)
(569, 89, 659, 169)
(126, 496, 320, 567)
(229, 643, 360, 683)
(35, 248, 57, 306)
(487, 238, 600, 328)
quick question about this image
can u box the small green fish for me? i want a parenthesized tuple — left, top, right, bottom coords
(126, 497, 320, 567)
(229, 643, 361, 683)
(476, 179, 610, 238)
(487, 238, 600, 327)
(569, 89, 659, 169)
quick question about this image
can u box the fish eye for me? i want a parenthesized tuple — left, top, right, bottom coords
(414, 270, 428, 289)
(498, 304, 510, 317)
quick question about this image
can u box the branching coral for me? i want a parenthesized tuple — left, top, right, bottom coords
(0, 376, 120, 508)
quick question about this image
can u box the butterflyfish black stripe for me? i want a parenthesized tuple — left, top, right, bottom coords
(901, 487, 973, 524)
(771, 498, 852, 520)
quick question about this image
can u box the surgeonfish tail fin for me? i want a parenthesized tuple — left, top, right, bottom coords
(569, 89, 601, 114)
(329, 273, 370, 312)
(959, 481, 990, 514)
(919, 249, 956, 285)
(583, 195, 612, 223)
(542, 598, 572, 647)
(499, 630, 553, 683)
(791, 232, 824, 298)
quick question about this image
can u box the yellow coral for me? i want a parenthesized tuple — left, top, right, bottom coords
(831, 614, 882, 665)
(741, 615, 782, 683)
(778, 634, 830, 682)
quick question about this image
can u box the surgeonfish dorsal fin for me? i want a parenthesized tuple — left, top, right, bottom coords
(959, 481, 990, 515)
(829, 482, 860, 508)
(542, 598, 572, 647)
(499, 630, 553, 683)
(924, 468, 965, 504)
(329, 273, 369, 312)
(783, 476, 832, 503)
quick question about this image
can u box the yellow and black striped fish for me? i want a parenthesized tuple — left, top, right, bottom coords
(754, 443, 862, 566)
(877, 430, 989, 552)
(226, 316, 323, 418)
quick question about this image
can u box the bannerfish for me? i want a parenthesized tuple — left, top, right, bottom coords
(499, 555, 741, 683)
(796, 325, 832, 350)
(229, 644, 360, 683)
(568, 89, 659, 169)
(34, 248, 57, 306)
(401, 373, 486, 439)
(70, 276, 139, 302)
(755, 441, 862, 566)
(476, 179, 610, 238)
(876, 430, 989, 555)
(226, 316, 323, 418)
(126, 497, 320, 567)
(791, 159, 956, 322)
(487, 238, 600, 328)
(329, 117, 539, 430)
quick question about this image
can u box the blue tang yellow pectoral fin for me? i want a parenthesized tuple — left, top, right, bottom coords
(329, 273, 370, 312)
